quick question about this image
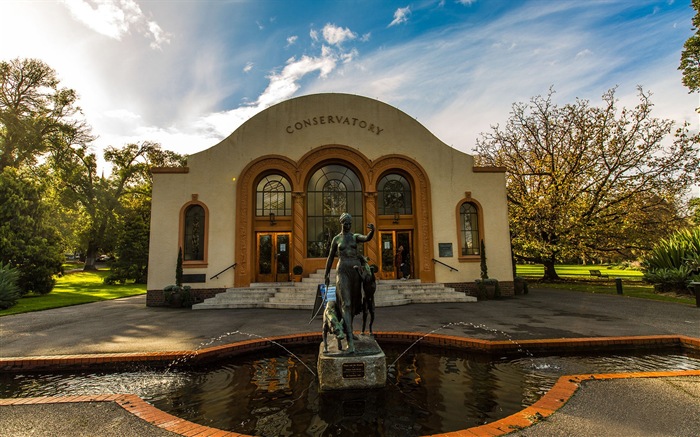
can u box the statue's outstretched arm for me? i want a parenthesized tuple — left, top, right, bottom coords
(356, 223, 375, 242)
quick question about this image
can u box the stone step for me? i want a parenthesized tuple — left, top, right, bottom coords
(194, 276, 475, 309)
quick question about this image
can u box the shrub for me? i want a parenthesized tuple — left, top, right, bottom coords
(163, 285, 193, 307)
(0, 262, 21, 309)
(643, 228, 700, 293)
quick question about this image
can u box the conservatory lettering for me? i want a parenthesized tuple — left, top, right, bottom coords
(285, 115, 383, 136)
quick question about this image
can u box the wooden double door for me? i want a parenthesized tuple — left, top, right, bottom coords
(256, 232, 291, 282)
(378, 230, 413, 280)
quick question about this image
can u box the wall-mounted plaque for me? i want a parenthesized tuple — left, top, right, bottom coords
(438, 243, 453, 257)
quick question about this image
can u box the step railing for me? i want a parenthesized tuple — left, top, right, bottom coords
(431, 258, 458, 272)
(210, 263, 237, 280)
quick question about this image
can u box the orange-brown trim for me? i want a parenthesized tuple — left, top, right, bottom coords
(235, 156, 299, 287)
(473, 166, 506, 173)
(455, 196, 485, 263)
(178, 199, 210, 268)
(234, 146, 435, 286)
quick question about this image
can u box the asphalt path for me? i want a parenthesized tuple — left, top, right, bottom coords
(1, 287, 698, 357)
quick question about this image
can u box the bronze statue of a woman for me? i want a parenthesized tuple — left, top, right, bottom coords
(324, 213, 375, 353)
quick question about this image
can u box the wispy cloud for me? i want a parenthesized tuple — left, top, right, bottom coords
(322, 24, 357, 46)
(389, 6, 411, 27)
(59, 0, 170, 49)
(286, 35, 298, 46)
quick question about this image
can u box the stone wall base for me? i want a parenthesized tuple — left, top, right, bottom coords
(445, 280, 515, 300)
(146, 288, 226, 307)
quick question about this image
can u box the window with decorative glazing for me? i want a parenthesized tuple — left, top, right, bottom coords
(306, 165, 363, 258)
(256, 175, 292, 217)
(460, 202, 480, 256)
(184, 204, 205, 261)
(378, 173, 412, 215)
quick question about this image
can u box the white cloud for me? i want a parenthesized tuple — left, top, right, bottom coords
(310, 29, 319, 42)
(287, 35, 298, 46)
(59, 0, 170, 49)
(322, 24, 357, 46)
(243, 62, 254, 73)
(389, 6, 411, 27)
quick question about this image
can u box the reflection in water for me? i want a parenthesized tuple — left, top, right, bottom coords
(2, 344, 699, 436)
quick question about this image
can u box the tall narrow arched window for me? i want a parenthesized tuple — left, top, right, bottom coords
(378, 173, 412, 215)
(306, 164, 363, 258)
(459, 202, 480, 256)
(256, 174, 292, 217)
(183, 204, 205, 261)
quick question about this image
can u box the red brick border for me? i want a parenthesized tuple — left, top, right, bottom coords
(2, 333, 699, 436)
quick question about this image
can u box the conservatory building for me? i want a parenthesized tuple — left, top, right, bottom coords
(146, 93, 514, 306)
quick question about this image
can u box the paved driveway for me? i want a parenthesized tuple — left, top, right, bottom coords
(1, 288, 697, 357)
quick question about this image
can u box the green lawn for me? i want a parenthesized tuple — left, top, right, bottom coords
(0, 269, 146, 317)
(516, 263, 643, 279)
(516, 264, 696, 306)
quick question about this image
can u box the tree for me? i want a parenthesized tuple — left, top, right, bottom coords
(0, 58, 92, 171)
(475, 87, 700, 279)
(0, 167, 63, 294)
(51, 141, 185, 271)
(106, 198, 151, 284)
(689, 198, 700, 226)
(680, 0, 700, 94)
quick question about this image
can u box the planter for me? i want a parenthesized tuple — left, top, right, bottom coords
(475, 278, 500, 300)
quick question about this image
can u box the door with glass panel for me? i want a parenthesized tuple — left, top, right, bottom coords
(378, 231, 412, 280)
(256, 232, 291, 282)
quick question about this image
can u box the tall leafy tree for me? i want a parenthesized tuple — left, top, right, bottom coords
(0, 167, 63, 294)
(680, 0, 700, 93)
(0, 58, 92, 171)
(475, 87, 700, 279)
(52, 141, 185, 270)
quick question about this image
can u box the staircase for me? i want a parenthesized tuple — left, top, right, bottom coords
(192, 269, 476, 310)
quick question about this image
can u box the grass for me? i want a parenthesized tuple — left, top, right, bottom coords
(516, 264, 696, 306)
(516, 263, 643, 279)
(0, 269, 146, 317)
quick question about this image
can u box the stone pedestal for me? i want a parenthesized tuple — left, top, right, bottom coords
(317, 335, 387, 391)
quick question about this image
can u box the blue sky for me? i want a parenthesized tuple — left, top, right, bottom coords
(1, 0, 697, 196)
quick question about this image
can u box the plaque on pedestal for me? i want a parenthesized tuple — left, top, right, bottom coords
(317, 335, 387, 391)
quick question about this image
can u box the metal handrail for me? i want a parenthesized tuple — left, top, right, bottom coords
(431, 258, 458, 272)
(210, 263, 237, 280)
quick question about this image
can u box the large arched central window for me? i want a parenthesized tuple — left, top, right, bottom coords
(307, 164, 363, 258)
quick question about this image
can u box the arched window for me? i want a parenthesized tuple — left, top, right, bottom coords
(378, 173, 412, 215)
(459, 202, 480, 256)
(256, 174, 291, 216)
(306, 164, 363, 258)
(183, 204, 205, 261)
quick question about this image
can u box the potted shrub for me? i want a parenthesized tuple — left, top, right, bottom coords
(293, 265, 303, 282)
(163, 284, 193, 308)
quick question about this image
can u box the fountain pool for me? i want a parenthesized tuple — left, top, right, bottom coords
(2, 339, 699, 437)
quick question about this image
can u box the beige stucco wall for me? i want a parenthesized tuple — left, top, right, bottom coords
(148, 93, 512, 290)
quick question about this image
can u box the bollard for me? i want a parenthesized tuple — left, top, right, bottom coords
(615, 278, 623, 295)
(690, 282, 700, 308)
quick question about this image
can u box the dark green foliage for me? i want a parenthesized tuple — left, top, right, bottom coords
(679, 0, 700, 93)
(163, 284, 192, 308)
(0, 168, 63, 295)
(479, 239, 488, 279)
(176, 247, 183, 287)
(0, 262, 20, 309)
(643, 228, 700, 293)
(104, 202, 150, 284)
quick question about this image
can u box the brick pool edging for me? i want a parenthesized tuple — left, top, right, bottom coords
(2, 370, 699, 437)
(1, 333, 698, 372)
(1, 333, 699, 436)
